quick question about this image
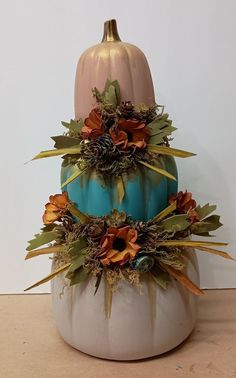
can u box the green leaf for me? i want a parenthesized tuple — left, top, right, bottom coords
(147, 144, 196, 158)
(32, 146, 81, 160)
(69, 267, 88, 286)
(138, 160, 176, 180)
(192, 215, 222, 235)
(151, 267, 170, 289)
(61, 119, 84, 133)
(40, 223, 57, 232)
(103, 79, 120, 106)
(61, 167, 86, 188)
(148, 114, 177, 145)
(160, 214, 190, 233)
(51, 135, 81, 149)
(94, 272, 103, 295)
(26, 231, 58, 251)
(66, 254, 86, 274)
(68, 238, 88, 257)
(195, 203, 217, 220)
(24, 263, 71, 291)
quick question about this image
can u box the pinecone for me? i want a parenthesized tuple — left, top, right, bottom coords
(118, 101, 135, 119)
(82, 135, 120, 160)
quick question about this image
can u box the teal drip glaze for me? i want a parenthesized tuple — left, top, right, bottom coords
(61, 157, 178, 222)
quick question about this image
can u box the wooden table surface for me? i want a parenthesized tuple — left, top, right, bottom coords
(0, 290, 236, 378)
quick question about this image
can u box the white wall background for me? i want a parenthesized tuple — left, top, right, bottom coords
(0, 0, 236, 293)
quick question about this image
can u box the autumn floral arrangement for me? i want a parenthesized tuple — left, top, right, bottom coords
(25, 189, 232, 315)
(33, 80, 195, 196)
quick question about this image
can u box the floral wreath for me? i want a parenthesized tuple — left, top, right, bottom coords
(25, 191, 232, 317)
(32, 80, 195, 199)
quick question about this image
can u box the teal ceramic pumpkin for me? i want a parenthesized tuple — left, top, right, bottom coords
(61, 20, 178, 220)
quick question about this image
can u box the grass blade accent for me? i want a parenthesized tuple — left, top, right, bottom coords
(24, 263, 71, 291)
(138, 161, 176, 181)
(25, 246, 63, 260)
(196, 246, 235, 260)
(147, 144, 196, 158)
(32, 146, 81, 160)
(158, 240, 228, 247)
(67, 204, 91, 224)
(151, 201, 177, 223)
(160, 263, 204, 296)
(116, 175, 125, 203)
(61, 168, 86, 188)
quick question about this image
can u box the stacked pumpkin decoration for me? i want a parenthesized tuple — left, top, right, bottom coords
(25, 20, 231, 360)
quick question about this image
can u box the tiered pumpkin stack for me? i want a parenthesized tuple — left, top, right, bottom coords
(25, 20, 232, 360)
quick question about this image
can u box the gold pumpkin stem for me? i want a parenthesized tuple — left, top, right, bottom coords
(101, 19, 121, 42)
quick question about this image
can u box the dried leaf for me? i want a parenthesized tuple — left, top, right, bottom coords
(160, 263, 204, 296)
(24, 263, 71, 291)
(104, 275, 113, 319)
(160, 214, 190, 233)
(151, 266, 170, 289)
(68, 267, 88, 286)
(32, 146, 81, 160)
(94, 272, 103, 295)
(26, 231, 58, 251)
(116, 175, 125, 203)
(151, 201, 177, 223)
(147, 144, 196, 158)
(66, 254, 86, 274)
(192, 215, 223, 235)
(103, 79, 120, 106)
(196, 246, 235, 260)
(61, 168, 86, 188)
(158, 240, 228, 247)
(25, 245, 63, 260)
(195, 203, 217, 220)
(67, 204, 91, 224)
(51, 135, 80, 149)
(61, 119, 84, 133)
(68, 238, 88, 257)
(138, 160, 176, 181)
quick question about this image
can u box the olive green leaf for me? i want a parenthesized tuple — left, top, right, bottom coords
(68, 238, 88, 257)
(160, 263, 204, 296)
(158, 240, 228, 247)
(61, 167, 86, 188)
(67, 204, 91, 224)
(138, 160, 176, 180)
(195, 246, 235, 260)
(26, 231, 58, 251)
(103, 79, 121, 107)
(32, 146, 81, 160)
(147, 144, 196, 158)
(192, 215, 223, 235)
(40, 223, 57, 232)
(66, 254, 86, 274)
(151, 266, 170, 289)
(160, 214, 190, 233)
(94, 272, 103, 295)
(51, 135, 81, 149)
(151, 201, 177, 223)
(68, 267, 88, 286)
(148, 114, 177, 145)
(25, 245, 63, 260)
(24, 263, 71, 291)
(61, 119, 84, 133)
(195, 203, 217, 220)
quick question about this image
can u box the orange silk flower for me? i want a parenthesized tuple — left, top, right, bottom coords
(110, 119, 149, 150)
(43, 192, 69, 224)
(82, 109, 104, 140)
(98, 226, 141, 266)
(169, 191, 200, 223)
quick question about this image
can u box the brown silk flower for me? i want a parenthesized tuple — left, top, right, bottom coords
(82, 109, 104, 139)
(169, 191, 200, 223)
(43, 192, 69, 224)
(110, 119, 149, 150)
(98, 226, 141, 266)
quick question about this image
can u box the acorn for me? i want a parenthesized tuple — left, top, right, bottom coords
(132, 255, 155, 273)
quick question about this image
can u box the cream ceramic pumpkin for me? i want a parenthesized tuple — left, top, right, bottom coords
(51, 251, 199, 360)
